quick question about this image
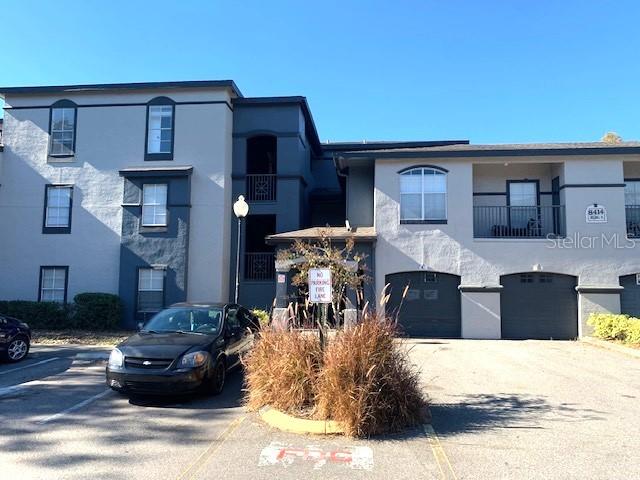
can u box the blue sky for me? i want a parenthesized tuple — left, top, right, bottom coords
(1, 0, 638, 143)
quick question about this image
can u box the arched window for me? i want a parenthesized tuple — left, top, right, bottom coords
(399, 167, 447, 222)
(145, 96, 175, 160)
(49, 99, 77, 157)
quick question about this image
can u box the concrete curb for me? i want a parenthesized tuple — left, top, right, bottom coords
(258, 407, 345, 435)
(581, 337, 640, 359)
(75, 352, 110, 360)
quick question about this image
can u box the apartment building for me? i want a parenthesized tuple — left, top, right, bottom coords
(1, 79, 640, 338)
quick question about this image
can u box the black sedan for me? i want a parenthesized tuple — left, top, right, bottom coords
(106, 303, 258, 396)
(0, 315, 31, 363)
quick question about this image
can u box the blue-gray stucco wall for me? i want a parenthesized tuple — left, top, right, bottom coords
(118, 172, 191, 328)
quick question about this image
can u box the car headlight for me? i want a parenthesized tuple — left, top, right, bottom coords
(108, 348, 124, 369)
(179, 351, 209, 368)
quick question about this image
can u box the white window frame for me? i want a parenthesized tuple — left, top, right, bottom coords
(40, 267, 68, 303)
(399, 167, 448, 222)
(49, 107, 76, 156)
(146, 105, 174, 154)
(45, 185, 72, 229)
(141, 184, 168, 227)
(138, 268, 164, 312)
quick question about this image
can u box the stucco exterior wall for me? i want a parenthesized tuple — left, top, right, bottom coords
(374, 155, 640, 336)
(0, 88, 233, 308)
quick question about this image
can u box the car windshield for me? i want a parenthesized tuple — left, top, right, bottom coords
(142, 307, 223, 335)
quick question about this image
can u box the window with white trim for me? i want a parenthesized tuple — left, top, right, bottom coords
(45, 185, 72, 229)
(400, 167, 447, 221)
(147, 105, 173, 154)
(50, 106, 76, 155)
(141, 184, 168, 227)
(625, 180, 640, 205)
(138, 268, 164, 312)
(40, 267, 68, 303)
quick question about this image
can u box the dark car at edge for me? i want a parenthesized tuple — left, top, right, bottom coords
(0, 315, 31, 363)
(105, 303, 258, 396)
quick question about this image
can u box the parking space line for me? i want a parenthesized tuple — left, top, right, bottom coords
(0, 357, 61, 375)
(424, 424, 457, 480)
(36, 389, 113, 424)
(176, 415, 246, 480)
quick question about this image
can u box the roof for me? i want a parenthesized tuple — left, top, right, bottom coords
(322, 140, 468, 152)
(0, 80, 243, 98)
(337, 141, 640, 159)
(233, 96, 322, 155)
(266, 226, 376, 244)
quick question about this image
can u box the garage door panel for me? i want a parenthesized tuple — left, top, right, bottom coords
(501, 273, 578, 340)
(620, 274, 640, 317)
(386, 272, 461, 338)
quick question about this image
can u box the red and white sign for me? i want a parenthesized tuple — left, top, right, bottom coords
(309, 268, 332, 304)
(259, 442, 374, 470)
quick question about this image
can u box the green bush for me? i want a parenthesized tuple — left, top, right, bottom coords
(72, 293, 123, 330)
(588, 313, 640, 345)
(0, 293, 123, 330)
(5, 301, 69, 329)
(251, 309, 270, 329)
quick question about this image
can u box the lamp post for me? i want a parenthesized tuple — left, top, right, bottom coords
(233, 195, 249, 304)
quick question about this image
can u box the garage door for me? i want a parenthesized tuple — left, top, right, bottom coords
(620, 274, 640, 317)
(501, 273, 578, 339)
(385, 271, 461, 338)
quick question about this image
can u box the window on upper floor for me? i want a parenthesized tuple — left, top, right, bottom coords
(146, 97, 175, 160)
(141, 184, 168, 227)
(400, 167, 447, 223)
(43, 185, 73, 234)
(49, 100, 77, 157)
(39, 266, 68, 303)
(625, 180, 640, 206)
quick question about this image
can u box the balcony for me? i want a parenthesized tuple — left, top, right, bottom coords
(244, 252, 275, 280)
(626, 206, 640, 238)
(246, 174, 276, 202)
(474, 205, 566, 239)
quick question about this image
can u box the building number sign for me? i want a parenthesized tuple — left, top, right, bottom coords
(585, 204, 607, 224)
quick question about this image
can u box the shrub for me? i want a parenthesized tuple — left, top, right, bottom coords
(5, 301, 69, 329)
(72, 293, 123, 330)
(588, 313, 640, 345)
(316, 318, 427, 437)
(243, 329, 322, 413)
(251, 309, 270, 329)
(0, 301, 8, 315)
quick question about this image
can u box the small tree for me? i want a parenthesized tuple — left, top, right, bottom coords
(277, 230, 369, 332)
(601, 132, 622, 144)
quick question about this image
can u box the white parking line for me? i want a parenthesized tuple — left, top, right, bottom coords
(0, 357, 61, 375)
(0, 364, 105, 398)
(36, 389, 113, 424)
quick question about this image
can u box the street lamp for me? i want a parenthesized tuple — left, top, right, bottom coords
(233, 195, 249, 304)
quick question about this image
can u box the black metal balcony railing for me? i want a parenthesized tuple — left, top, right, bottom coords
(626, 205, 640, 238)
(244, 252, 275, 281)
(246, 174, 276, 202)
(474, 205, 566, 238)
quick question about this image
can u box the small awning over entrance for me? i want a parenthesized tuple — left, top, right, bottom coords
(265, 226, 376, 244)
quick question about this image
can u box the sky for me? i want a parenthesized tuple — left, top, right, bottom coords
(1, 0, 639, 144)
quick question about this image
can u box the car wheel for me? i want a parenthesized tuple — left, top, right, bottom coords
(209, 359, 226, 395)
(6, 336, 30, 363)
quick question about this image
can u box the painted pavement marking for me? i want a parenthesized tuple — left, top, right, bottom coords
(36, 389, 113, 424)
(424, 424, 457, 480)
(258, 442, 374, 471)
(0, 357, 61, 375)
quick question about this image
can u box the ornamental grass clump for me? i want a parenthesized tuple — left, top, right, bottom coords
(315, 317, 427, 437)
(243, 329, 322, 413)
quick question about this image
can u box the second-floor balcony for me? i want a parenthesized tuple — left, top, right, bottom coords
(244, 252, 275, 280)
(474, 205, 566, 239)
(627, 205, 640, 238)
(246, 174, 277, 202)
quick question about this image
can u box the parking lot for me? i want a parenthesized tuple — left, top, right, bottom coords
(1, 340, 639, 479)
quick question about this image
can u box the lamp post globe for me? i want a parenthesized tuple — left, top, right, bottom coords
(233, 195, 249, 304)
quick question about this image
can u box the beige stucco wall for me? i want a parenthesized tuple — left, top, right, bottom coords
(374, 154, 640, 336)
(0, 88, 234, 302)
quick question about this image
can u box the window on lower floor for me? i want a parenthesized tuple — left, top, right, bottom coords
(625, 180, 640, 206)
(44, 185, 73, 233)
(39, 266, 68, 303)
(141, 184, 168, 227)
(138, 268, 164, 312)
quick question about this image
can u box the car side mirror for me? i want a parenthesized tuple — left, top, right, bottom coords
(137, 322, 144, 331)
